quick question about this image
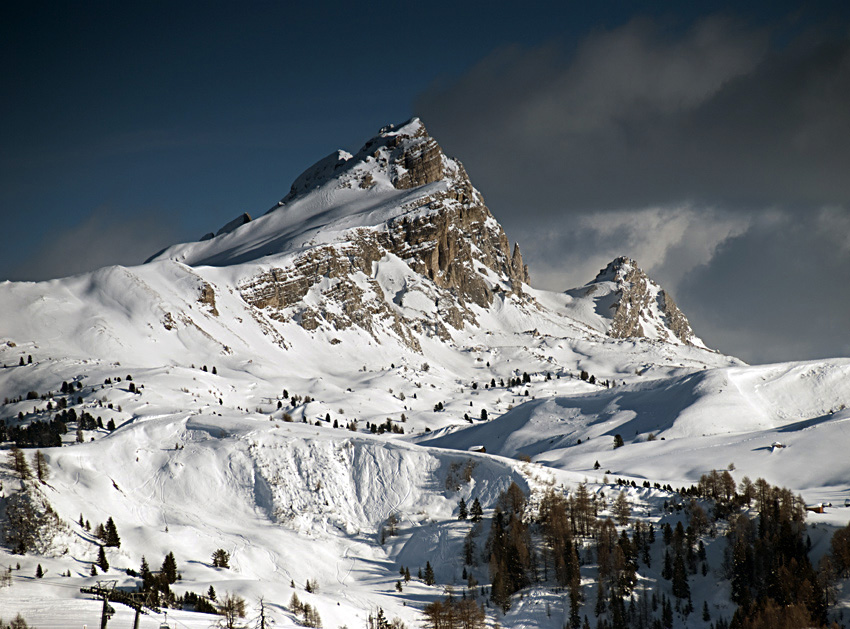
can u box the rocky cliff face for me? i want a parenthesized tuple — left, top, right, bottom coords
(592, 257, 702, 346)
(236, 119, 530, 346)
(150, 119, 703, 352)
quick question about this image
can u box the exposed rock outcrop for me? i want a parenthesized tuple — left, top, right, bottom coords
(237, 120, 530, 346)
(215, 212, 252, 237)
(593, 257, 701, 345)
(198, 282, 218, 316)
(657, 290, 697, 345)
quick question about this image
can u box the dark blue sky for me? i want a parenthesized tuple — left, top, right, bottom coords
(2, 1, 849, 363)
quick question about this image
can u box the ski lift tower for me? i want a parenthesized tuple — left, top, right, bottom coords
(80, 581, 160, 629)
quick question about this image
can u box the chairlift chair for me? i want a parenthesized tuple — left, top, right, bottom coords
(159, 611, 171, 629)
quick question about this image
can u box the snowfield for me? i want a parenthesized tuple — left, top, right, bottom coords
(1, 119, 848, 628)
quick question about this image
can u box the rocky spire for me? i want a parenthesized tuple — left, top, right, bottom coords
(511, 243, 530, 285)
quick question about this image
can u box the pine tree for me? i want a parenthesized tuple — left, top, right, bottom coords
(570, 586, 581, 628)
(212, 548, 230, 568)
(35, 564, 44, 578)
(289, 592, 302, 613)
(104, 517, 120, 547)
(161, 551, 177, 584)
(97, 546, 109, 572)
(672, 552, 690, 599)
(458, 498, 468, 520)
(208, 584, 217, 601)
(424, 561, 435, 585)
(470, 498, 483, 522)
(595, 577, 606, 617)
(140, 556, 152, 589)
(662, 549, 673, 580)
(703, 601, 710, 621)
(661, 596, 673, 629)
(463, 529, 477, 565)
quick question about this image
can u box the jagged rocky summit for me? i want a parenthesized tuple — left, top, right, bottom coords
(151, 118, 533, 347)
(570, 256, 705, 347)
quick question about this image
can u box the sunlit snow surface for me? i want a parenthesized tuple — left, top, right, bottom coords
(1, 119, 849, 627)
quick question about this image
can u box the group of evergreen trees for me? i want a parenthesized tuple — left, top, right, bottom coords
(3, 448, 63, 554)
(0, 613, 33, 629)
(134, 552, 180, 607)
(457, 497, 484, 522)
(93, 516, 121, 547)
(725, 480, 826, 627)
(288, 592, 322, 627)
(538, 489, 582, 623)
(486, 483, 533, 612)
(368, 417, 405, 434)
(425, 471, 850, 629)
(0, 405, 116, 449)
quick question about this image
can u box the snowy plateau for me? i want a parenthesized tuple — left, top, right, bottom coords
(1, 119, 849, 629)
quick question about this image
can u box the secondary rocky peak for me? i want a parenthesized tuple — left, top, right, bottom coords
(589, 257, 703, 347)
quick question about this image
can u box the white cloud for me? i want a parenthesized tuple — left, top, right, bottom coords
(509, 205, 751, 294)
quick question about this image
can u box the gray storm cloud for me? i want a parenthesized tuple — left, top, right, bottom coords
(417, 16, 850, 364)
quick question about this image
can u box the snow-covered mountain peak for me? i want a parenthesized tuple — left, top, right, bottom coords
(149, 117, 480, 271)
(138, 119, 540, 347)
(565, 256, 707, 348)
(271, 116, 451, 210)
(593, 255, 640, 283)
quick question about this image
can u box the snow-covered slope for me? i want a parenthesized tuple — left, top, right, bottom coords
(1, 118, 848, 628)
(421, 359, 850, 490)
